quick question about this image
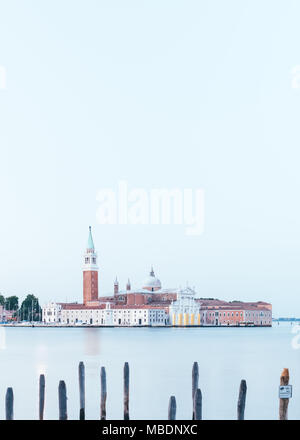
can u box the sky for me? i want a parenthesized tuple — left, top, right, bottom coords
(0, 0, 299, 316)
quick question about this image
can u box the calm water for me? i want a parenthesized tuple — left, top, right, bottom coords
(0, 323, 299, 420)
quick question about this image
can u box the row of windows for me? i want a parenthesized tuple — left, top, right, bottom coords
(63, 310, 165, 316)
(63, 317, 166, 325)
(207, 311, 270, 317)
(209, 312, 243, 317)
(84, 257, 97, 264)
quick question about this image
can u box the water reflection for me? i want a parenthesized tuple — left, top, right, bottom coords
(83, 328, 101, 356)
(35, 344, 48, 376)
(1, 325, 297, 420)
(0, 327, 6, 350)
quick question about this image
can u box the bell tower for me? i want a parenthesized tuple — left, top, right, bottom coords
(83, 226, 99, 304)
(114, 277, 119, 295)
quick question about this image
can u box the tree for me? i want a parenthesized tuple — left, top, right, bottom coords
(20, 294, 41, 321)
(0, 295, 5, 306)
(5, 296, 19, 311)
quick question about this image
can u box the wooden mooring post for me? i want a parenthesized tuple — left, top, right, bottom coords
(279, 368, 290, 420)
(237, 379, 247, 420)
(124, 362, 130, 420)
(193, 388, 202, 420)
(39, 374, 45, 420)
(58, 380, 67, 420)
(100, 366, 107, 420)
(6, 362, 295, 420)
(79, 361, 85, 420)
(192, 362, 199, 419)
(5, 387, 14, 420)
(168, 396, 176, 420)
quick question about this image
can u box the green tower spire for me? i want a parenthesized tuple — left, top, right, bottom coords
(87, 226, 95, 250)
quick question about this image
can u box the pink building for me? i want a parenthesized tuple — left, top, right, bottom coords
(198, 300, 272, 326)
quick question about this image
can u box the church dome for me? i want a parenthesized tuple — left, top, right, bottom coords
(142, 267, 161, 291)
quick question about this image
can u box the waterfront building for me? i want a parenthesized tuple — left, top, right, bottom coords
(42, 227, 272, 327)
(169, 287, 201, 325)
(198, 300, 272, 326)
(43, 302, 168, 326)
(0, 306, 15, 323)
(42, 302, 63, 324)
(61, 303, 167, 326)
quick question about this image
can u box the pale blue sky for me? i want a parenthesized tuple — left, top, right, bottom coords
(0, 0, 299, 315)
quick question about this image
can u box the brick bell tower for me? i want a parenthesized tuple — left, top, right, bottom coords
(83, 226, 99, 305)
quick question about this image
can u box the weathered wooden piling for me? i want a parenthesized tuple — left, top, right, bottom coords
(79, 361, 85, 420)
(58, 380, 67, 420)
(237, 379, 247, 420)
(39, 374, 45, 420)
(100, 366, 107, 420)
(124, 362, 130, 420)
(192, 362, 199, 419)
(193, 388, 202, 420)
(5, 387, 13, 420)
(279, 368, 289, 420)
(3, 362, 292, 420)
(168, 396, 176, 420)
